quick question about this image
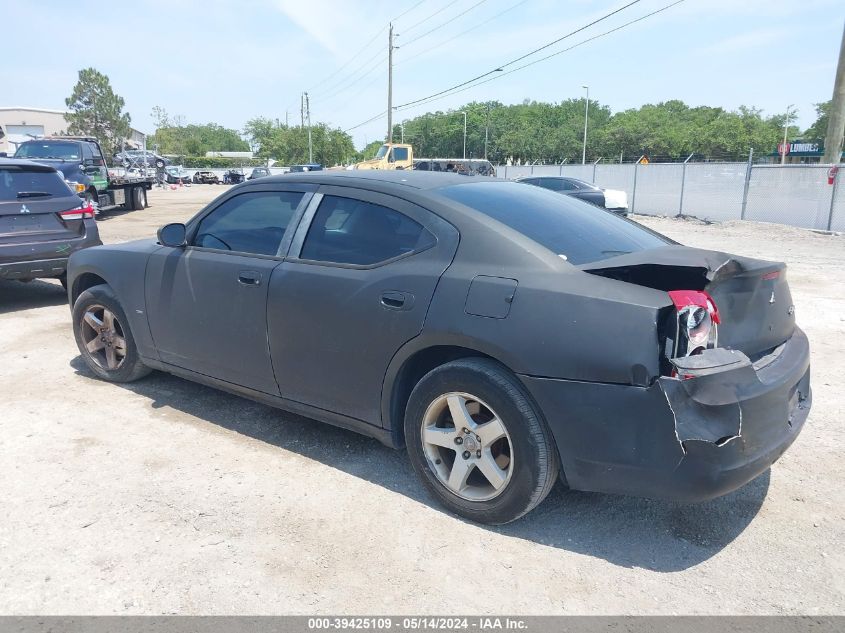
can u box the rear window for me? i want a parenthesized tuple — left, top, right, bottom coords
(15, 141, 81, 160)
(0, 167, 73, 201)
(437, 181, 669, 265)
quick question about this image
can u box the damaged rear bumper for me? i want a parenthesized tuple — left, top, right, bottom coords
(519, 327, 811, 502)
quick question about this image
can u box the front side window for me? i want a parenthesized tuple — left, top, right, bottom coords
(393, 147, 409, 161)
(300, 195, 435, 266)
(192, 191, 304, 256)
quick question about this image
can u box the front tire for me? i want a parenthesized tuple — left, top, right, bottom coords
(72, 284, 151, 383)
(405, 358, 559, 524)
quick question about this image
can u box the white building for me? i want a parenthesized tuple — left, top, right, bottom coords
(0, 106, 147, 154)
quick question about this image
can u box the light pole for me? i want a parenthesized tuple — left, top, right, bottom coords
(484, 102, 491, 160)
(582, 85, 589, 165)
(400, 120, 406, 143)
(459, 111, 467, 159)
(781, 104, 794, 165)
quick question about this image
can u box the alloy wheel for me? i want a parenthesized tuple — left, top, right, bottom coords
(79, 304, 127, 370)
(421, 392, 514, 501)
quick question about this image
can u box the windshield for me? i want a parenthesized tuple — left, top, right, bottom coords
(15, 142, 80, 160)
(0, 166, 72, 201)
(437, 181, 670, 265)
(375, 145, 389, 159)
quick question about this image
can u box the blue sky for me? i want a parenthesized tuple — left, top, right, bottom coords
(3, 0, 842, 149)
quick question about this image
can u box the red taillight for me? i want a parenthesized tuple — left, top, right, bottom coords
(667, 289, 720, 324)
(667, 289, 720, 358)
(58, 203, 95, 221)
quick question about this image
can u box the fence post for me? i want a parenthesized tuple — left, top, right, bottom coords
(740, 147, 754, 220)
(630, 156, 644, 214)
(592, 157, 601, 183)
(828, 166, 840, 231)
(678, 153, 694, 216)
(559, 164, 563, 176)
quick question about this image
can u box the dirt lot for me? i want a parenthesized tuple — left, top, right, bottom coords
(1, 184, 843, 614)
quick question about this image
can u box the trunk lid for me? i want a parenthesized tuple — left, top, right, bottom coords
(580, 245, 796, 358)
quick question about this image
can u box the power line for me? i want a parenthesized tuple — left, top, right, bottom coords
(401, 0, 490, 47)
(396, 0, 642, 110)
(312, 51, 387, 102)
(305, 27, 386, 94)
(292, 1, 426, 107)
(396, 0, 686, 112)
(346, 110, 390, 133)
(400, 0, 457, 35)
(393, 0, 427, 22)
(396, 0, 531, 67)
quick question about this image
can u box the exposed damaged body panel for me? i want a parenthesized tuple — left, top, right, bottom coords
(581, 245, 796, 358)
(520, 328, 811, 502)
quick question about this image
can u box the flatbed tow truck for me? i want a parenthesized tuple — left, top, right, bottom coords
(11, 136, 155, 213)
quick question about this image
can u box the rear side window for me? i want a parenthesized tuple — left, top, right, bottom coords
(438, 181, 669, 265)
(192, 191, 304, 256)
(0, 167, 73, 201)
(300, 195, 435, 266)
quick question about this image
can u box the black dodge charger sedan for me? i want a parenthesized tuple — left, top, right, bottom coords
(66, 171, 810, 524)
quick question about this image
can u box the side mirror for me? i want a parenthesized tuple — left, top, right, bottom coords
(157, 223, 187, 247)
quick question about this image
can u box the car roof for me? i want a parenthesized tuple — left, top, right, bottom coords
(0, 158, 59, 172)
(265, 169, 491, 190)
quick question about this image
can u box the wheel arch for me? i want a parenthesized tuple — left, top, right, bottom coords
(71, 271, 109, 305)
(382, 336, 519, 449)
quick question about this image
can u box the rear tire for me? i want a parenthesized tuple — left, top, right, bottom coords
(405, 358, 559, 524)
(72, 284, 152, 383)
(155, 159, 165, 169)
(132, 185, 146, 210)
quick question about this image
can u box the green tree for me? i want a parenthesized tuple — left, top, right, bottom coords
(359, 140, 385, 160)
(804, 101, 831, 141)
(65, 67, 131, 152)
(150, 120, 250, 156)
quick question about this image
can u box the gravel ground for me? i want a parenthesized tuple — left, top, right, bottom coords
(0, 185, 842, 614)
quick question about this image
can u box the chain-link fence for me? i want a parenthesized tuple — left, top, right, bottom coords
(495, 161, 843, 231)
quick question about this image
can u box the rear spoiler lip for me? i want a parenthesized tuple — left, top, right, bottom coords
(579, 245, 785, 283)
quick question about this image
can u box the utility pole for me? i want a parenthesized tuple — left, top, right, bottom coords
(823, 22, 845, 164)
(305, 92, 313, 164)
(300, 94, 305, 129)
(582, 85, 589, 165)
(781, 104, 794, 165)
(285, 110, 289, 127)
(387, 23, 395, 143)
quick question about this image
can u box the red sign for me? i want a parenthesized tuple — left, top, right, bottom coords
(777, 142, 790, 156)
(828, 166, 839, 185)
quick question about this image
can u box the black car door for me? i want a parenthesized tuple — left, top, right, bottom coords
(267, 186, 459, 425)
(145, 187, 312, 395)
